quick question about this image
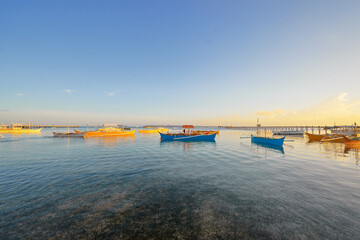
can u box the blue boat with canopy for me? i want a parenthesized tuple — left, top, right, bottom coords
(159, 125, 217, 141)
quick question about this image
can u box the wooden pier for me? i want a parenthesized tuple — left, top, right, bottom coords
(218, 125, 355, 134)
(23, 125, 82, 129)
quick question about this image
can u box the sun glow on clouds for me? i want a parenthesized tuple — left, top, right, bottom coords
(1, 93, 359, 126)
(205, 93, 360, 126)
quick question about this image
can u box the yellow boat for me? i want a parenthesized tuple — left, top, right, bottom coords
(0, 123, 42, 134)
(138, 127, 169, 133)
(75, 126, 136, 138)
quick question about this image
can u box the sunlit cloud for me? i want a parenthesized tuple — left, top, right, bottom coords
(201, 93, 360, 126)
(64, 89, 74, 94)
(16, 93, 24, 96)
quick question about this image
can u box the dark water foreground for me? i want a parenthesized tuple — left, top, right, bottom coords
(1, 130, 360, 239)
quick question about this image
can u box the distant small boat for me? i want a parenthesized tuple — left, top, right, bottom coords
(159, 132, 217, 141)
(75, 125, 136, 137)
(53, 131, 84, 137)
(273, 130, 304, 135)
(139, 127, 169, 133)
(251, 135, 285, 146)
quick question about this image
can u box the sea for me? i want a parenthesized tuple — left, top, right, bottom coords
(1, 128, 360, 239)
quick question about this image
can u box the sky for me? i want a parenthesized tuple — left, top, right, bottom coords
(1, 0, 360, 126)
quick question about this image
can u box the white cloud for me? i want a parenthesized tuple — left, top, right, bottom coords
(16, 93, 24, 96)
(64, 89, 74, 94)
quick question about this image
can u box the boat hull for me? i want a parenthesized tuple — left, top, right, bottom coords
(344, 137, 360, 148)
(304, 132, 327, 141)
(159, 132, 216, 141)
(251, 135, 285, 146)
(320, 136, 345, 143)
(84, 129, 136, 137)
(0, 128, 43, 134)
(53, 132, 84, 137)
(139, 128, 169, 133)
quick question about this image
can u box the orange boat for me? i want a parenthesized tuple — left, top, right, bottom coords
(343, 122, 360, 148)
(320, 135, 345, 143)
(344, 136, 360, 149)
(304, 132, 328, 141)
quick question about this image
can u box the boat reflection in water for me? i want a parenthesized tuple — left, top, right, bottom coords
(160, 139, 215, 151)
(251, 141, 285, 154)
(344, 147, 360, 165)
(86, 136, 135, 147)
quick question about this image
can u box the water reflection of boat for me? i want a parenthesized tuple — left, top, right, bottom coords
(86, 136, 135, 147)
(344, 147, 360, 165)
(251, 142, 284, 154)
(160, 139, 215, 151)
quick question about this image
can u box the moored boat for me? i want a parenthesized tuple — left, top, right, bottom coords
(320, 135, 345, 143)
(304, 132, 328, 141)
(343, 136, 360, 149)
(75, 125, 136, 137)
(159, 132, 216, 141)
(0, 123, 42, 134)
(251, 135, 285, 146)
(53, 131, 84, 137)
(139, 127, 169, 133)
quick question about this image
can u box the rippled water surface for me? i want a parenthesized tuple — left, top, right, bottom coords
(1, 129, 360, 239)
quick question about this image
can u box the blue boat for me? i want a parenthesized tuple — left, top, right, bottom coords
(159, 132, 217, 141)
(251, 135, 285, 146)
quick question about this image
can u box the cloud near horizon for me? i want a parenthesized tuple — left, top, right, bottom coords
(1, 93, 359, 126)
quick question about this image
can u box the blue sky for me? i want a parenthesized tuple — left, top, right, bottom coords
(1, 0, 360, 125)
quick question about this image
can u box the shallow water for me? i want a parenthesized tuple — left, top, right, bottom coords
(1, 129, 360, 239)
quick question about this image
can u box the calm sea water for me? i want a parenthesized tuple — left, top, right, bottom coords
(1, 129, 360, 239)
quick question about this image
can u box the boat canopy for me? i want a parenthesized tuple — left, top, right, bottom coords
(182, 125, 194, 129)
